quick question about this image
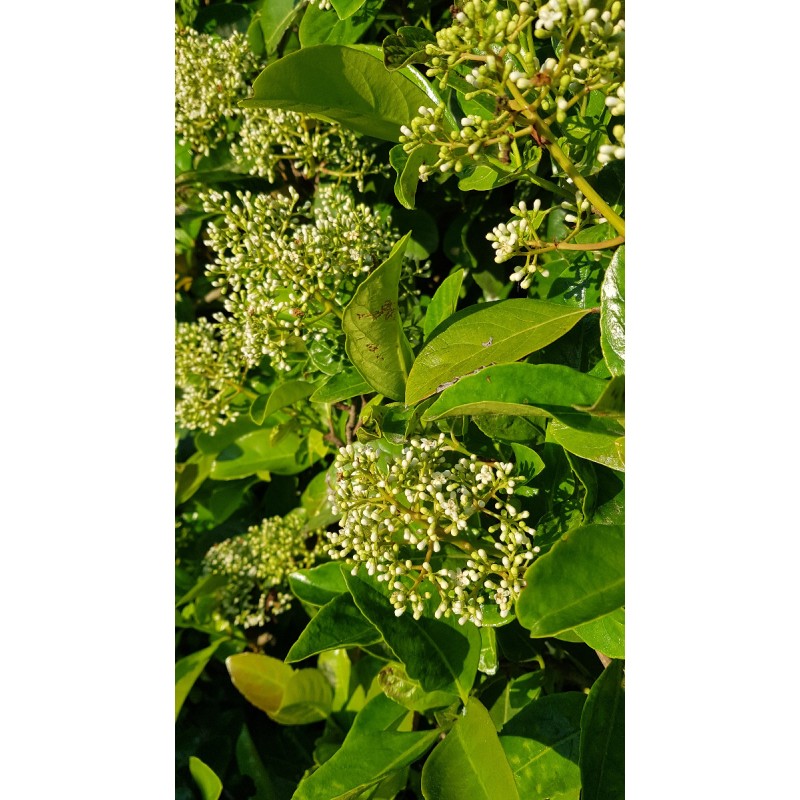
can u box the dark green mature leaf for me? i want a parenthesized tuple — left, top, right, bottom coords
(580, 661, 625, 800)
(309, 368, 372, 404)
(500, 693, 585, 799)
(345, 572, 480, 700)
(293, 693, 439, 800)
(422, 364, 608, 425)
(573, 608, 625, 659)
(226, 653, 332, 725)
(600, 246, 625, 377)
(424, 269, 464, 339)
(487, 671, 544, 730)
(404, 300, 594, 405)
(343, 233, 414, 401)
(548, 420, 625, 472)
(176, 451, 215, 504)
(175, 640, 224, 721)
(286, 593, 381, 662)
(236, 725, 278, 800)
(189, 756, 223, 800)
(389, 142, 438, 209)
(242, 45, 438, 141)
(330, 0, 367, 19)
(250, 380, 316, 424)
(289, 562, 349, 607)
(260, 0, 302, 53)
(383, 26, 436, 69)
(421, 697, 520, 800)
(510, 443, 545, 483)
(516, 524, 624, 636)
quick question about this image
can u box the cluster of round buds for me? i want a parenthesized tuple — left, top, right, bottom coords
(231, 108, 384, 190)
(174, 26, 260, 156)
(598, 122, 625, 165)
(175, 318, 247, 434)
(326, 435, 539, 626)
(200, 184, 394, 372)
(202, 510, 317, 629)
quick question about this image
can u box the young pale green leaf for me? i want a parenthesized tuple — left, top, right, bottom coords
(293, 693, 439, 800)
(236, 724, 278, 800)
(309, 368, 372, 404)
(175, 640, 224, 721)
(344, 572, 480, 700)
(210, 428, 311, 480)
(548, 420, 625, 472)
(285, 593, 382, 662)
(250, 381, 316, 425)
(389, 142, 438, 209)
(421, 697, 520, 800)
(422, 364, 609, 425)
(600, 246, 625, 377)
(343, 232, 414, 402)
(175, 451, 215, 504)
(289, 562, 349, 607)
(499, 693, 585, 799)
(580, 661, 625, 800)
(516, 524, 624, 636)
(573, 607, 625, 660)
(405, 300, 595, 405)
(260, 0, 301, 53)
(478, 627, 499, 676)
(424, 269, 464, 339)
(226, 653, 332, 725)
(189, 757, 223, 800)
(378, 662, 460, 712)
(299, 0, 375, 47)
(382, 26, 436, 70)
(330, 0, 367, 19)
(242, 45, 437, 141)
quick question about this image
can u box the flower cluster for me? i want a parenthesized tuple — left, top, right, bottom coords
(175, 26, 260, 156)
(175, 318, 247, 433)
(202, 510, 317, 628)
(326, 435, 539, 626)
(200, 185, 396, 372)
(231, 108, 385, 190)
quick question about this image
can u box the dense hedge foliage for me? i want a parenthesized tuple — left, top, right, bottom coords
(175, 1, 624, 798)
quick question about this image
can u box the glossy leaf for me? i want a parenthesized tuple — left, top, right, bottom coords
(487, 671, 544, 730)
(424, 269, 464, 339)
(189, 757, 223, 800)
(573, 607, 625, 660)
(405, 300, 595, 405)
(575, 375, 625, 419)
(383, 26, 436, 70)
(226, 653, 332, 725)
(293, 693, 439, 800)
(580, 661, 625, 800)
(379, 662, 459, 712)
(422, 363, 608, 426)
(242, 45, 438, 141)
(421, 697, 520, 800)
(250, 380, 316, 425)
(289, 562, 349, 607)
(500, 693, 585, 799)
(309, 368, 372, 404)
(516, 524, 624, 636)
(175, 640, 224, 721)
(299, 0, 376, 46)
(260, 0, 301, 53)
(330, 0, 367, 19)
(389, 142, 438, 209)
(286, 593, 381, 662)
(510, 442, 545, 483)
(548, 420, 625, 472)
(343, 232, 414, 401)
(478, 627, 499, 676)
(600, 246, 625, 377)
(345, 572, 480, 700)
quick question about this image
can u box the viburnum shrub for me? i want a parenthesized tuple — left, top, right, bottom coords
(175, 1, 625, 798)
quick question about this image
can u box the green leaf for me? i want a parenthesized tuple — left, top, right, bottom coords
(344, 572, 480, 700)
(509, 443, 545, 483)
(516, 524, 624, 636)
(580, 661, 625, 800)
(378, 662, 460, 712)
(250, 380, 316, 424)
(500, 693, 585, 799)
(548, 420, 625, 472)
(175, 640, 224, 721)
(175, 451, 215, 504)
(405, 300, 595, 405)
(226, 653, 332, 725)
(487, 671, 544, 730)
(422, 364, 609, 426)
(600, 246, 625, 377)
(293, 693, 439, 800)
(309, 368, 372, 404)
(343, 233, 414, 401)
(458, 164, 504, 191)
(389, 142, 438, 209)
(236, 724, 278, 800)
(574, 375, 624, 419)
(382, 26, 436, 70)
(289, 562, 349, 607)
(242, 45, 439, 141)
(391, 207, 439, 261)
(286, 593, 382, 662)
(421, 697, 520, 800)
(330, 0, 367, 19)
(573, 607, 625, 660)
(260, 0, 302, 54)
(189, 756, 223, 800)
(478, 627, 499, 675)
(424, 269, 464, 339)
(299, 0, 376, 47)
(210, 428, 315, 480)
